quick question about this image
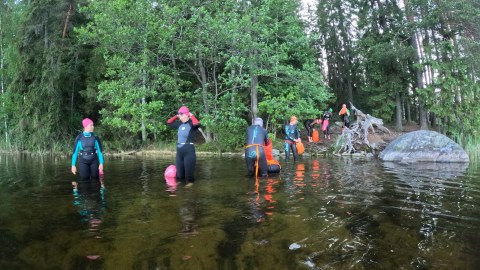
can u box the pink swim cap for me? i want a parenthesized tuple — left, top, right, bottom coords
(178, 106, 190, 114)
(82, 118, 94, 128)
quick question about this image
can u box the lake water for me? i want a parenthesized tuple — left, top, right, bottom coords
(0, 154, 479, 269)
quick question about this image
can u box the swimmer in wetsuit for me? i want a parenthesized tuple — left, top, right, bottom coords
(166, 106, 201, 187)
(284, 116, 301, 162)
(339, 104, 351, 129)
(303, 117, 322, 142)
(245, 117, 269, 178)
(322, 108, 333, 140)
(71, 118, 105, 180)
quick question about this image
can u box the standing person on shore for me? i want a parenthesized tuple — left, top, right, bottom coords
(284, 116, 301, 162)
(166, 106, 201, 187)
(71, 118, 105, 180)
(245, 117, 269, 178)
(322, 108, 333, 140)
(339, 104, 351, 130)
(303, 117, 322, 142)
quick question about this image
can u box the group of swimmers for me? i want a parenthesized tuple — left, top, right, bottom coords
(71, 104, 352, 185)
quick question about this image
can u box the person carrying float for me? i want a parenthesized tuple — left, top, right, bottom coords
(322, 108, 333, 140)
(245, 117, 269, 178)
(166, 106, 201, 187)
(303, 116, 322, 142)
(339, 104, 351, 129)
(284, 115, 301, 162)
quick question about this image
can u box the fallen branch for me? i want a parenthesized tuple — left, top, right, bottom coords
(335, 103, 391, 154)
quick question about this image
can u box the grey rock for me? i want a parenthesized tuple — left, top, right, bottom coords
(272, 149, 280, 156)
(379, 130, 469, 163)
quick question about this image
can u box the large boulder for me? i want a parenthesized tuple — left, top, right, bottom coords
(379, 130, 469, 163)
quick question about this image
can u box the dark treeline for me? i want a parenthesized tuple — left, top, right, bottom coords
(0, 0, 479, 152)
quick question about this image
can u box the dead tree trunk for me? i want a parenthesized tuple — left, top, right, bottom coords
(335, 103, 391, 154)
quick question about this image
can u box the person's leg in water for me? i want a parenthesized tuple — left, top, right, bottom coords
(257, 147, 268, 178)
(183, 144, 196, 187)
(291, 143, 298, 162)
(176, 147, 186, 181)
(79, 159, 92, 180)
(284, 141, 291, 162)
(89, 158, 100, 179)
(245, 147, 256, 176)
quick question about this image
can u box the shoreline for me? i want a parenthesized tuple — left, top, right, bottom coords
(0, 149, 245, 158)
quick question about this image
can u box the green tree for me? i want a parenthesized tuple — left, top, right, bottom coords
(77, 0, 176, 144)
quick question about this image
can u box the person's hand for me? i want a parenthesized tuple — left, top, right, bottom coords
(71, 166, 77, 175)
(189, 112, 193, 118)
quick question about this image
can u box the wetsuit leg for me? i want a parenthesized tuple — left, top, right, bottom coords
(246, 157, 255, 176)
(176, 147, 186, 180)
(345, 116, 350, 128)
(291, 143, 298, 161)
(89, 158, 100, 179)
(245, 147, 256, 176)
(284, 141, 291, 161)
(79, 158, 92, 180)
(183, 145, 196, 183)
(257, 147, 268, 177)
(303, 122, 312, 137)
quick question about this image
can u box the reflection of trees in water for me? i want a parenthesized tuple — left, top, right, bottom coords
(377, 161, 476, 268)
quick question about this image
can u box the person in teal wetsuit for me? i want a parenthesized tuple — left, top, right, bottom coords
(284, 115, 301, 162)
(71, 118, 105, 180)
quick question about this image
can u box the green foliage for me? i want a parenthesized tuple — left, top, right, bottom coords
(7, 0, 479, 154)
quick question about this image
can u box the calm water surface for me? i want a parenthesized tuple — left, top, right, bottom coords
(0, 154, 479, 269)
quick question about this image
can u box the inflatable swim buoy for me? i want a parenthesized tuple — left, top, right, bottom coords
(312, 129, 319, 142)
(264, 139, 274, 160)
(164, 165, 176, 178)
(267, 159, 281, 174)
(322, 119, 329, 132)
(296, 141, 305, 155)
(164, 176, 177, 187)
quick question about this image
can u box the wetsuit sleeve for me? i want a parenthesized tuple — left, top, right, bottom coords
(296, 127, 301, 138)
(95, 137, 104, 165)
(190, 115, 201, 129)
(264, 129, 269, 145)
(71, 137, 82, 166)
(166, 115, 181, 128)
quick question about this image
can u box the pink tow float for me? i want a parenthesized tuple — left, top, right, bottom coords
(164, 165, 176, 178)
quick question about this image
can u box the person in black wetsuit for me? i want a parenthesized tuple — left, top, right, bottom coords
(322, 108, 333, 140)
(71, 118, 105, 180)
(245, 117, 269, 178)
(166, 106, 201, 187)
(339, 104, 351, 130)
(303, 117, 322, 142)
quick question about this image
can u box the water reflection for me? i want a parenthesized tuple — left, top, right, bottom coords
(246, 176, 281, 223)
(2, 155, 480, 269)
(71, 176, 106, 261)
(164, 176, 177, 195)
(72, 177, 106, 235)
(178, 188, 198, 235)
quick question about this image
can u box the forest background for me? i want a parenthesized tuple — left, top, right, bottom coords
(0, 0, 479, 154)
